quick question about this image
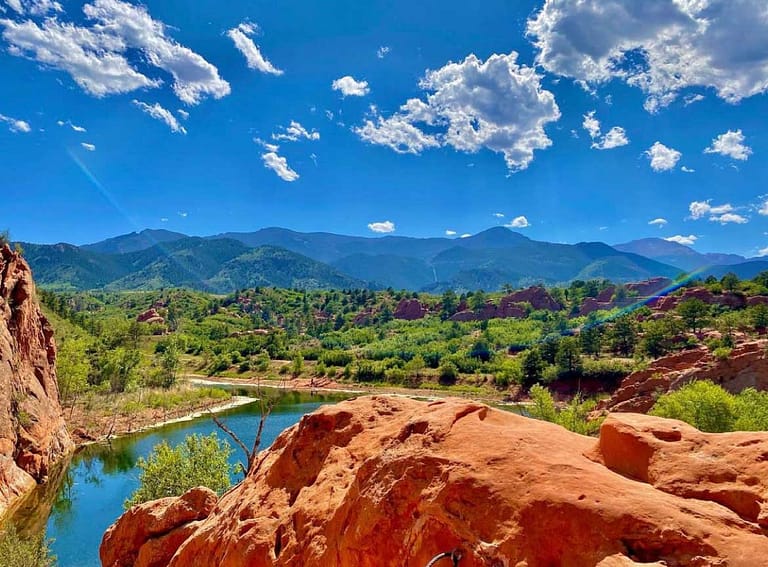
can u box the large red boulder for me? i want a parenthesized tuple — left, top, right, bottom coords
(393, 298, 427, 320)
(503, 286, 562, 311)
(102, 397, 768, 566)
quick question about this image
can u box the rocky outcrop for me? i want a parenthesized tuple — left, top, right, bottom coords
(0, 245, 72, 518)
(648, 287, 748, 312)
(625, 277, 671, 297)
(601, 340, 768, 413)
(102, 396, 768, 566)
(393, 298, 427, 320)
(136, 308, 165, 325)
(504, 285, 562, 311)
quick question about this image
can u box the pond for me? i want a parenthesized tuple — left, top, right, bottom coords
(10, 389, 352, 567)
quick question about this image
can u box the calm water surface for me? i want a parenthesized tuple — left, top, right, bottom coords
(12, 389, 351, 567)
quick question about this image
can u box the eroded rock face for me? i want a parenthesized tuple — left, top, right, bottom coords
(0, 245, 72, 517)
(600, 341, 768, 413)
(393, 298, 427, 320)
(102, 397, 768, 566)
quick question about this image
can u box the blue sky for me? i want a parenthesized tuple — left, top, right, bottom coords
(1, 0, 767, 257)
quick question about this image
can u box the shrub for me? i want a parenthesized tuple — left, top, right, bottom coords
(650, 381, 736, 433)
(319, 350, 354, 367)
(712, 346, 733, 360)
(0, 525, 55, 567)
(438, 362, 459, 385)
(527, 384, 602, 436)
(125, 433, 234, 509)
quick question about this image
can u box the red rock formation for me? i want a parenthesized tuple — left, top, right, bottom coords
(497, 296, 527, 318)
(102, 397, 768, 566)
(504, 285, 562, 311)
(625, 277, 672, 297)
(649, 288, 748, 312)
(0, 245, 72, 517)
(596, 286, 615, 303)
(748, 296, 768, 306)
(393, 298, 427, 320)
(601, 340, 768, 413)
(579, 297, 615, 316)
(136, 308, 165, 325)
(448, 310, 477, 322)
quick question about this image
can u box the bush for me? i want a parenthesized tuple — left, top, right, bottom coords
(650, 381, 736, 432)
(319, 350, 354, 367)
(712, 346, 733, 360)
(0, 525, 55, 567)
(125, 433, 234, 509)
(438, 362, 459, 385)
(527, 384, 601, 436)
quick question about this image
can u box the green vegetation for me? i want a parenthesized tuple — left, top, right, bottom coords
(650, 381, 768, 432)
(527, 384, 602, 435)
(0, 525, 55, 567)
(124, 433, 234, 509)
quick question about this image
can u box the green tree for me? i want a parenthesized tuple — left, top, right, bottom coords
(521, 348, 546, 388)
(750, 304, 768, 331)
(0, 525, 55, 567)
(677, 298, 710, 334)
(555, 336, 583, 376)
(579, 326, 603, 357)
(56, 338, 90, 403)
(125, 433, 234, 509)
(640, 317, 683, 358)
(157, 339, 180, 388)
(468, 290, 487, 311)
(101, 347, 141, 393)
(291, 354, 304, 377)
(440, 290, 459, 320)
(720, 272, 740, 291)
(650, 381, 736, 433)
(610, 316, 637, 356)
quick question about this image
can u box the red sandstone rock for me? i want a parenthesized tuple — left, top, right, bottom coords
(579, 297, 615, 316)
(136, 308, 165, 325)
(0, 245, 73, 517)
(504, 285, 562, 311)
(448, 310, 477, 322)
(100, 486, 217, 567)
(625, 277, 672, 297)
(102, 397, 768, 566)
(393, 298, 427, 320)
(601, 340, 768, 413)
(596, 286, 616, 303)
(748, 296, 768, 306)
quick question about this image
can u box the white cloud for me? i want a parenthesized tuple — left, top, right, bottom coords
(712, 212, 748, 225)
(689, 200, 733, 220)
(272, 120, 319, 142)
(332, 75, 370, 97)
(227, 22, 282, 76)
(71, 123, 86, 132)
(582, 110, 601, 139)
(177, 109, 189, 120)
(684, 94, 705, 106)
(56, 120, 87, 132)
(0, 112, 31, 133)
(493, 212, 505, 218)
(645, 142, 681, 172)
(132, 100, 187, 134)
(596, 126, 629, 150)
(355, 52, 560, 172)
(262, 151, 299, 182)
(253, 137, 280, 152)
(377, 46, 390, 59)
(4, 0, 62, 16)
(1, 0, 230, 104)
(445, 230, 457, 236)
(507, 215, 531, 229)
(648, 218, 668, 227)
(681, 166, 695, 173)
(704, 129, 752, 161)
(460, 233, 472, 239)
(178, 211, 188, 217)
(758, 199, 768, 216)
(665, 235, 697, 246)
(367, 220, 395, 234)
(160, 217, 168, 222)
(527, 0, 768, 111)
(80, 142, 96, 151)
(758, 246, 768, 257)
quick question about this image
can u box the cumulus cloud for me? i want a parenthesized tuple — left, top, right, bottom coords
(493, 212, 505, 218)
(5, 0, 62, 16)
(689, 200, 733, 220)
(0, 112, 31, 133)
(665, 235, 697, 246)
(132, 100, 187, 134)
(367, 220, 395, 234)
(759, 199, 768, 216)
(758, 246, 768, 257)
(272, 120, 319, 142)
(355, 52, 560, 172)
(377, 46, 390, 59)
(681, 166, 695, 173)
(332, 75, 370, 97)
(57, 120, 86, 132)
(262, 151, 299, 182)
(227, 22, 282, 76)
(80, 142, 96, 151)
(648, 218, 668, 227)
(582, 112, 632, 151)
(1, 0, 230, 104)
(445, 230, 457, 236)
(460, 233, 472, 239)
(507, 215, 531, 229)
(253, 137, 280, 152)
(645, 142, 681, 172)
(712, 213, 748, 225)
(527, 0, 768, 111)
(704, 129, 752, 161)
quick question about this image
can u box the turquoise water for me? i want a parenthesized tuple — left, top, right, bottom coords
(12, 389, 351, 567)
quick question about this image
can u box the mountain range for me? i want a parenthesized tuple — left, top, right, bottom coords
(16, 229, 765, 293)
